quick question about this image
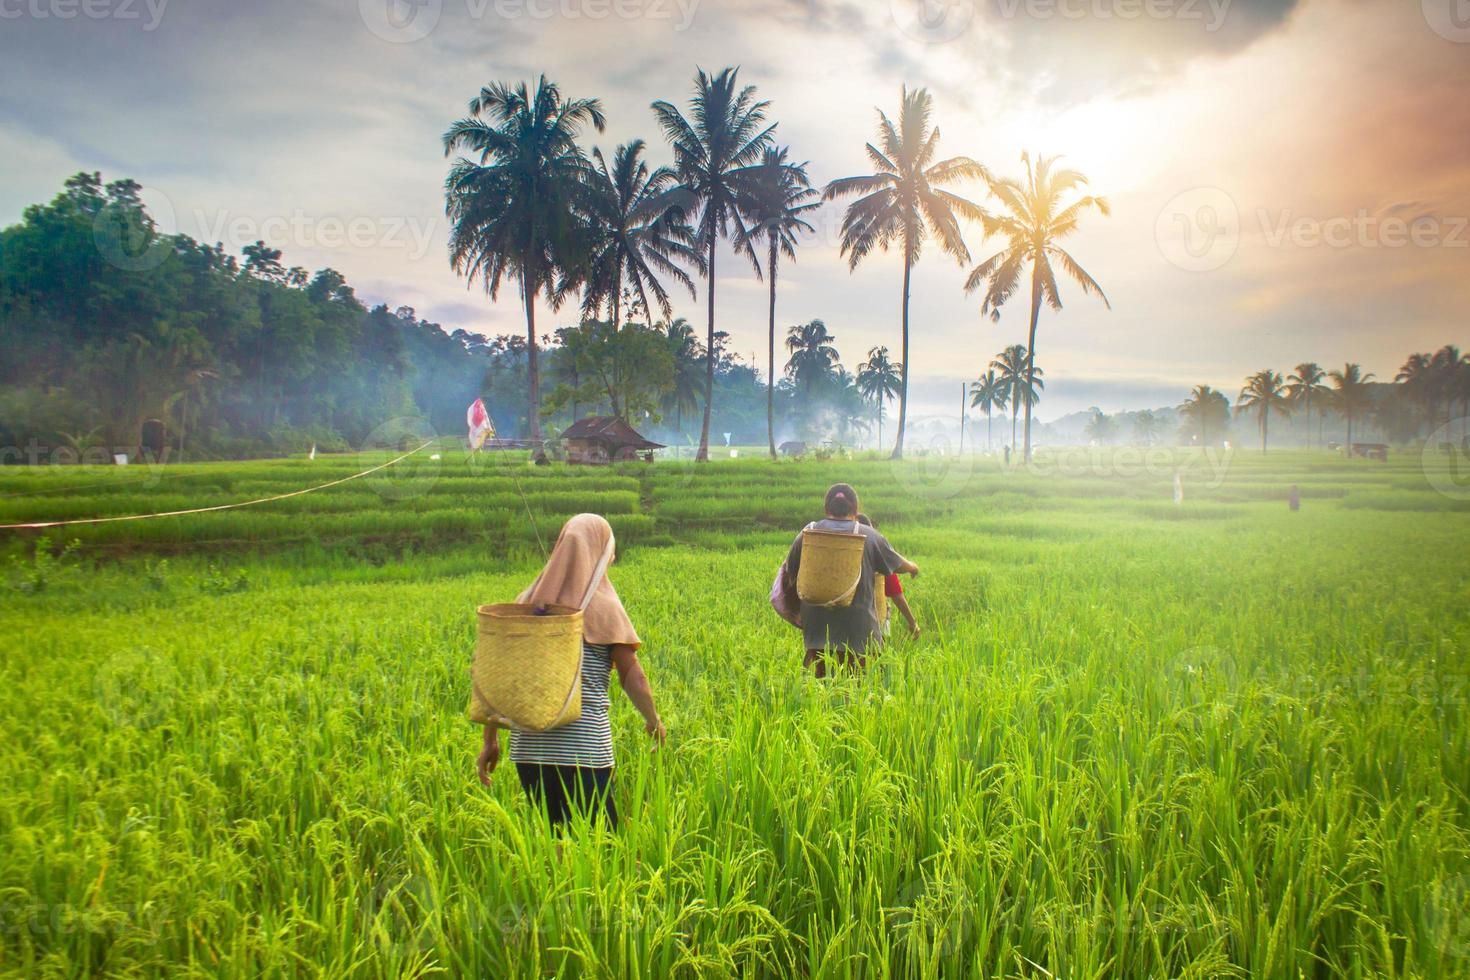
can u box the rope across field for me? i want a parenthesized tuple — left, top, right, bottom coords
(0, 441, 435, 530)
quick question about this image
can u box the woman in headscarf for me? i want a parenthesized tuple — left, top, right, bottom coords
(476, 514, 665, 830)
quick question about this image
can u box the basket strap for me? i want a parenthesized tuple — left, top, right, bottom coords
(577, 538, 615, 611)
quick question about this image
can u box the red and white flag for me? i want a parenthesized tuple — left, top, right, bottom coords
(467, 398, 495, 450)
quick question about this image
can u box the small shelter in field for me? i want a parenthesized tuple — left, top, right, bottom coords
(1350, 442, 1389, 461)
(778, 440, 807, 457)
(561, 416, 663, 464)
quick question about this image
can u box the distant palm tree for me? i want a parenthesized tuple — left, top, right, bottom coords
(785, 320, 840, 398)
(1329, 363, 1375, 452)
(823, 87, 987, 459)
(660, 317, 703, 434)
(1395, 352, 1436, 435)
(992, 344, 1040, 452)
(443, 76, 605, 442)
(579, 139, 699, 328)
(1131, 409, 1159, 447)
(857, 346, 903, 452)
(830, 368, 872, 447)
(652, 67, 776, 462)
(965, 154, 1110, 464)
(969, 368, 1007, 452)
(1431, 344, 1464, 432)
(1179, 385, 1230, 448)
(1084, 410, 1118, 445)
(1236, 369, 1290, 452)
(1285, 362, 1328, 448)
(736, 146, 819, 458)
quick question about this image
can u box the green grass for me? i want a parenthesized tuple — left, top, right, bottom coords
(2, 448, 1469, 977)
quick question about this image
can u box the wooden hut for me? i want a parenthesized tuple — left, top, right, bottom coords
(561, 416, 664, 464)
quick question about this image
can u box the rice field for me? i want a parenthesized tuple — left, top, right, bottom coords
(2, 446, 1469, 978)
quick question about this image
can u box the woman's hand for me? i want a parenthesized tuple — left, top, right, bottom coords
(477, 725, 501, 786)
(645, 716, 667, 749)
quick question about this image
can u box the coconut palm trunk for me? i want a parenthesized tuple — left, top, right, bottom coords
(893, 255, 912, 459)
(767, 238, 778, 458)
(1023, 273, 1042, 463)
(524, 279, 541, 441)
(698, 235, 716, 462)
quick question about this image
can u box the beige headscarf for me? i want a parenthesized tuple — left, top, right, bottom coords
(516, 513, 640, 648)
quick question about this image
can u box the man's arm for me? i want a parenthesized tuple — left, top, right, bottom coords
(872, 531, 918, 577)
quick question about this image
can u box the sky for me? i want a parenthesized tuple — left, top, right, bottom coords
(2, 0, 1467, 421)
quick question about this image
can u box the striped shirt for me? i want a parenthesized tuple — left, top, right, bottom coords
(509, 642, 615, 768)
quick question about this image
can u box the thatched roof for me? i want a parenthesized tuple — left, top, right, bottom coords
(560, 416, 664, 450)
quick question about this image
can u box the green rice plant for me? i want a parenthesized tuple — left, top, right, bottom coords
(0, 452, 1467, 977)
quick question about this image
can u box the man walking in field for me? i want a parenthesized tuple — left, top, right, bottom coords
(781, 483, 918, 677)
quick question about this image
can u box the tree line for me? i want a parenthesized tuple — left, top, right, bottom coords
(0, 171, 894, 459)
(1047, 353, 1468, 452)
(0, 173, 490, 460)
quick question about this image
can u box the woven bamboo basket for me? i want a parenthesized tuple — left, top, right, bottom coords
(796, 528, 866, 608)
(468, 603, 583, 732)
(873, 572, 888, 627)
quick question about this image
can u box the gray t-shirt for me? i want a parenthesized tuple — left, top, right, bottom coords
(785, 518, 904, 654)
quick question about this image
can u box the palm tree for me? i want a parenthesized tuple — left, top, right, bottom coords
(660, 317, 703, 435)
(1084, 410, 1118, 445)
(1431, 345, 1464, 432)
(736, 146, 819, 458)
(1285, 362, 1328, 448)
(857, 346, 903, 452)
(579, 140, 699, 328)
(965, 154, 1110, 463)
(443, 76, 605, 442)
(1329, 363, 1375, 452)
(969, 368, 1007, 452)
(652, 67, 776, 462)
(1179, 385, 1230, 448)
(991, 344, 1036, 452)
(1395, 352, 1436, 435)
(785, 320, 840, 398)
(823, 87, 987, 459)
(1132, 409, 1159, 447)
(1236, 369, 1290, 452)
(829, 368, 872, 448)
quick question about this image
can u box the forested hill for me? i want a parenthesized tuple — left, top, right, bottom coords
(0, 172, 489, 460)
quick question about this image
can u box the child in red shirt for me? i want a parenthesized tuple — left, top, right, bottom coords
(858, 514, 920, 637)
